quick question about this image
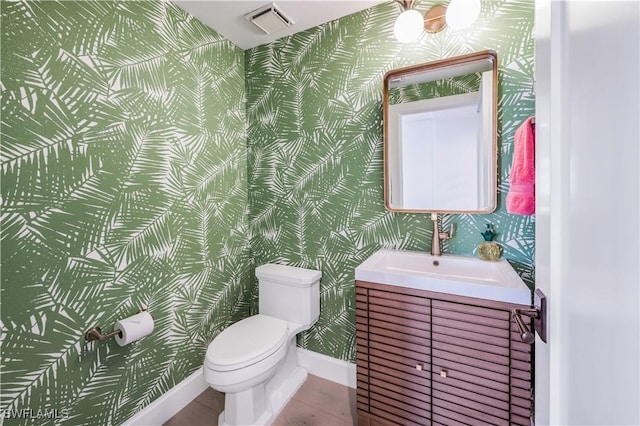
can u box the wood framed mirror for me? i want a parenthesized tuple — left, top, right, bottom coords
(383, 50, 498, 213)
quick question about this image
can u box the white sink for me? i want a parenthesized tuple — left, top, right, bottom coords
(355, 249, 531, 305)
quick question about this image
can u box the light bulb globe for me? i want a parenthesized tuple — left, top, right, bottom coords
(446, 0, 481, 31)
(394, 9, 424, 43)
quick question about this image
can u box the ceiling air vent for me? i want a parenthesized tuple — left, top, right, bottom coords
(246, 3, 294, 35)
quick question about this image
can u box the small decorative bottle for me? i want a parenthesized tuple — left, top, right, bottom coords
(477, 224, 502, 261)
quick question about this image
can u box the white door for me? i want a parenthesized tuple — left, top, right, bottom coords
(534, 0, 640, 424)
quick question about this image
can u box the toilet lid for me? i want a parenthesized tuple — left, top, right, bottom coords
(206, 315, 288, 371)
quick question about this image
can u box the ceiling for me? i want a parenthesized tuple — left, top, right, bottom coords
(173, 0, 388, 50)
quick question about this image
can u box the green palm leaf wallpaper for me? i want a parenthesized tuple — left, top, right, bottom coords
(246, 0, 535, 362)
(2, 0, 534, 424)
(1, 1, 251, 424)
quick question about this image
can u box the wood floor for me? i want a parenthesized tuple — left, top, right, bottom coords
(163, 374, 356, 426)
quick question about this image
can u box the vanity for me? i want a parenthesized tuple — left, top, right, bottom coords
(355, 250, 533, 426)
(361, 50, 538, 425)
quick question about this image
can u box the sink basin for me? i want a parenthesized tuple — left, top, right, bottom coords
(355, 249, 531, 305)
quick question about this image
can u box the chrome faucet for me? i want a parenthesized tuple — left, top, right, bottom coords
(431, 213, 453, 256)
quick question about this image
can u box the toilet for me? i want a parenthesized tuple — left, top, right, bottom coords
(203, 263, 321, 426)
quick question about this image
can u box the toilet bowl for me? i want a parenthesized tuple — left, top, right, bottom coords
(203, 264, 321, 426)
(204, 315, 289, 393)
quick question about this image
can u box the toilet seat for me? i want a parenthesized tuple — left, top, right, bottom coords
(205, 315, 288, 372)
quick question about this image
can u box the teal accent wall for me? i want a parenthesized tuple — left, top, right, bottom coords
(1, 1, 251, 424)
(246, 1, 535, 361)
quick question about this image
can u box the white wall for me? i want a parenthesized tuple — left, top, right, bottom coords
(535, 1, 640, 424)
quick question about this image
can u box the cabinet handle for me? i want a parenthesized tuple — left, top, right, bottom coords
(440, 369, 448, 378)
(415, 364, 423, 371)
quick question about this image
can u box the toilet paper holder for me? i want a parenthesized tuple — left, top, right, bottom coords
(84, 308, 148, 342)
(85, 326, 121, 342)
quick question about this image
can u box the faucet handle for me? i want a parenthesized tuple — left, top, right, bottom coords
(439, 223, 455, 240)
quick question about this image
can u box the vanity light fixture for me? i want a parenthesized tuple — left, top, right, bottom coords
(394, 1, 425, 43)
(445, 0, 482, 30)
(393, 0, 481, 42)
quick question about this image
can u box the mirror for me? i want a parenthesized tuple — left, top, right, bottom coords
(383, 50, 498, 213)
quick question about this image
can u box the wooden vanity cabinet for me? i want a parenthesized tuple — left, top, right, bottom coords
(356, 280, 533, 426)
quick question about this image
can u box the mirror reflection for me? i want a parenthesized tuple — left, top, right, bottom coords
(384, 51, 498, 213)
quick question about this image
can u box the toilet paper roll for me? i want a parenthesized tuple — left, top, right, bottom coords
(114, 311, 154, 346)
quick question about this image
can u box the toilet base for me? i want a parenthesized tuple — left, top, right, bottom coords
(218, 383, 271, 426)
(217, 339, 308, 426)
(266, 365, 307, 423)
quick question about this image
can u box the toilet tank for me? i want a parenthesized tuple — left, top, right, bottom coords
(256, 264, 321, 327)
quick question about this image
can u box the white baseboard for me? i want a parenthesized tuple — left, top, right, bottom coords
(123, 367, 209, 426)
(296, 348, 356, 389)
(123, 350, 355, 425)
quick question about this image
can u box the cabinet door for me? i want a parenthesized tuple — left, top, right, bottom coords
(430, 299, 532, 426)
(357, 283, 432, 426)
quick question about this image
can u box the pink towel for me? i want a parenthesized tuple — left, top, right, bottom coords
(506, 116, 535, 215)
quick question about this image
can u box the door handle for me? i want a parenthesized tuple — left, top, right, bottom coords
(512, 289, 547, 344)
(512, 308, 538, 344)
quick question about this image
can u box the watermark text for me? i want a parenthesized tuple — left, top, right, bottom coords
(2, 409, 70, 419)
